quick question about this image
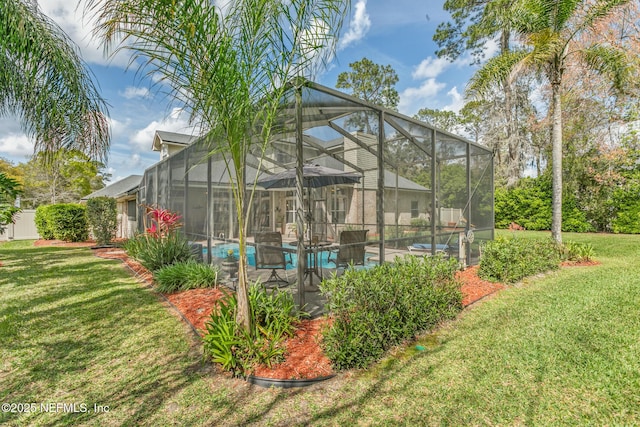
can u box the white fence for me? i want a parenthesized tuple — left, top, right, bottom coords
(0, 209, 40, 241)
(439, 207, 464, 226)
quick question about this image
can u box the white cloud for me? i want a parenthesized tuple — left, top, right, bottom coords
(213, 0, 232, 18)
(130, 123, 162, 152)
(442, 87, 465, 113)
(483, 39, 500, 59)
(400, 51, 477, 116)
(338, 0, 371, 50)
(398, 79, 446, 116)
(122, 86, 151, 99)
(412, 56, 450, 80)
(296, 17, 333, 79)
(107, 116, 127, 140)
(0, 134, 34, 158)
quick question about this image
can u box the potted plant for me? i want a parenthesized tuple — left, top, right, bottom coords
(221, 249, 238, 280)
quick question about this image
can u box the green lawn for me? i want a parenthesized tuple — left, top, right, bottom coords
(1, 232, 639, 426)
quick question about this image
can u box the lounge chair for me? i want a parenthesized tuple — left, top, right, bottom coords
(255, 231, 291, 287)
(328, 229, 369, 269)
(407, 243, 450, 255)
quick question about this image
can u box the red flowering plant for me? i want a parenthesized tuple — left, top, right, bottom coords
(123, 205, 192, 272)
(145, 206, 182, 238)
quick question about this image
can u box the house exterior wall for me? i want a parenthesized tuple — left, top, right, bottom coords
(384, 189, 431, 226)
(116, 198, 138, 239)
(345, 188, 430, 228)
(161, 143, 188, 160)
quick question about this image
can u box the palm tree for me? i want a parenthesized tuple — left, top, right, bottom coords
(1, 0, 110, 162)
(468, 0, 633, 243)
(88, 0, 350, 330)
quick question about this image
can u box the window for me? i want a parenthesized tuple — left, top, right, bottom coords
(411, 200, 419, 218)
(330, 188, 346, 224)
(127, 200, 137, 221)
(285, 191, 296, 224)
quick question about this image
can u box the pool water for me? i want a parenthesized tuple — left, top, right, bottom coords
(209, 243, 374, 270)
(210, 243, 257, 267)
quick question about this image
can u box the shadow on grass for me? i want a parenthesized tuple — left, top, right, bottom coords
(0, 245, 210, 425)
(207, 334, 448, 426)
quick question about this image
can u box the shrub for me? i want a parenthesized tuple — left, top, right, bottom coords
(86, 197, 118, 246)
(611, 181, 640, 234)
(494, 178, 552, 230)
(202, 291, 244, 373)
(34, 205, 54, 240)
(319, 255, 462, 370)
(123, 231, 193, 272)
(495, 177, 594, 233)
(612, 207, 640, 234)
(410, 217, 430, 228)
(48, 204, 89, 242)
(202, 282, 304, 376)
(154, 260, 220, 293)
(249, 283, 300, 339)
(562, 198, 595, 233)
(35, 204, 88, 242)
(478, 236, 560, 283)
(560, 241, 596, 263)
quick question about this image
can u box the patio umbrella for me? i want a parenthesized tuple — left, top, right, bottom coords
(257, 164, 361, 189)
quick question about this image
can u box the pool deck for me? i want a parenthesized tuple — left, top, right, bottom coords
(214, 237, 414, 318)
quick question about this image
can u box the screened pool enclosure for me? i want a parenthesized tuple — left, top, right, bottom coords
(137, 80, 493, 302)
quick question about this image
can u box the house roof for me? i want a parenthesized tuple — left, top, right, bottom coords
(152, 130, 198, 151)
(383, 170, 429, 192)
(81, 175, 142, 201)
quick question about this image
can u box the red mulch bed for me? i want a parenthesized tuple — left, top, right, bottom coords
(457, 265, 505, 306)
(92, 246, 506, 380)
(34, 240, 583, 380)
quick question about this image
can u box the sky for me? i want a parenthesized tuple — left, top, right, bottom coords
(0, 0, 495, 184)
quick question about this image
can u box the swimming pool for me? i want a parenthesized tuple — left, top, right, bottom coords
(209, 242, 374, 270)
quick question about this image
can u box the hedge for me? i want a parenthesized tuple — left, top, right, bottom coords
(319, 255, 462, 370)
(35, 203, 88, 242)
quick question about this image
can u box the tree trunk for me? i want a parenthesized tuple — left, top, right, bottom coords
(235, 246, 251, 330)
(550, 70, 563, 244)
(501, 28, 521, 188)
(235, 168, 251, 332)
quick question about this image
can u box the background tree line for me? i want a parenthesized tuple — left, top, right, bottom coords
(0, 150, 108, 209)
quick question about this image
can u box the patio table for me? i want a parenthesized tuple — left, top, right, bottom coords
(287, 241, 334, 290)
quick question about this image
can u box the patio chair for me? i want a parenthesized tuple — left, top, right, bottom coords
(255, 231, 291, 287)
(328, 229, 369, 269)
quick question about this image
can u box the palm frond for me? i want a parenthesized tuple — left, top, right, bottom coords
(525, 28, 564, 63)
(1, 0, 110, 162)
(466, 49, 529, 98)
(582, 44, 635, 93)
